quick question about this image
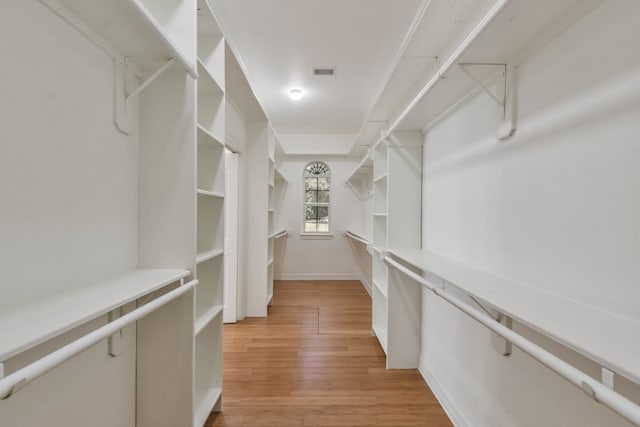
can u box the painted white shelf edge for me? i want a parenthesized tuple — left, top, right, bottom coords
(197, 124, 224, 147)
(195, 305, 223, 335)
(345, 229, 372, 245)
(197, 189, 224, 199)
(388, 248, 640, 384)
(0, 269, 190, 361)
(268, 229, 288, 240)
(194, 387, 222, 427)
(196, 249, 224, 264)
(50, 0, 197, 78)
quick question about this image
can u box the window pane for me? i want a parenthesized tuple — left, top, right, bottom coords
(305, 206, 318, 220)
(305, 177, 317, 190)
(305, 221, 317, 232)
(317, 190, 329, 203)
(317, 206, 328, 219)
(305, 190, 317, 203)
(318, 178, 330, 190)
(317, 223, 329, 232)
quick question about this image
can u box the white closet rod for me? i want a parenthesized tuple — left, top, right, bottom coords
(383, 256, 640, 426)
(273, 230, 289, 239)
(344, 231, 369, 246)
(0, 279, 198, 401)
(384, 0, 512, 139)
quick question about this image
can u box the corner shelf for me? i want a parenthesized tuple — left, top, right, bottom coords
(0, 269, 190, 361)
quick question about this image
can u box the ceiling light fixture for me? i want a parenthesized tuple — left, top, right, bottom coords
(288, 89, 303, 101)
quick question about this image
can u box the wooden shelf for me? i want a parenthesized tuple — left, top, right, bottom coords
(51, 0, 196, 77)
(195, 305, 223, 335)
(389, 248, 640, 384)
(0, 269, 190, 361)
(196, 249, 224, 264)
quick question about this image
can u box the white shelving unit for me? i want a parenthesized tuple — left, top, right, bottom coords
(1, 2, 200, 426)
(378, 0, 604, 142)
(266, 129, 290, 307)
(345, 153, 374, 199)
(370, 135, 422, 365)
(194, 0, 225, 423)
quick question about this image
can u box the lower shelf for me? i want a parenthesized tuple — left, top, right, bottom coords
(194, 387, 222, 427)
(195, 304, 223, 335)
(372, 323, 388, 355)
(0, 269, 190, 361)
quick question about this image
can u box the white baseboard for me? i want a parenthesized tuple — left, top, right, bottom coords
(359, 274, 372, 296)
(274, 273, 362, 281)
(418, 356, 470, 427)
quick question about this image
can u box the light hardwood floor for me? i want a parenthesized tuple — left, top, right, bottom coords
(206, 280, 452, 426)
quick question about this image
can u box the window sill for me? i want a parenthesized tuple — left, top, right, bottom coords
(300, 233, 334, 240)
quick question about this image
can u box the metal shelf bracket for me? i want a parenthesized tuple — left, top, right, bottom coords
(458, 63, 517, 140)
(470, 295, 512, 356)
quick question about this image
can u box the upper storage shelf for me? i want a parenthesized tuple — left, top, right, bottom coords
(390, 0, 603, 133)
(388, 248, 640, 385)
(346, 154, 373, 199)
(44, 0, 197, 77)
(197, 0, 225, 90)
(0, 269, 190, 361)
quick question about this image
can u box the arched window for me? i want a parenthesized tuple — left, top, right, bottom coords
(303, 161, 330, 233)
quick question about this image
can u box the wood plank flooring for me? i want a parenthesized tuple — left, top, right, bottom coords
(206, 280, 452, 426)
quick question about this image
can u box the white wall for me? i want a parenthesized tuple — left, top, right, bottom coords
(0, 2, 137, 426)
(419, 1, 640, 425)
(275, 157, 363, 281)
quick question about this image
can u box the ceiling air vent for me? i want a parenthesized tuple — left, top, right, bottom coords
(312, 68, 335, 76)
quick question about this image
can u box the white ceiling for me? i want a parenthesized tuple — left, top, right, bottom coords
(212, 0, 425, 139)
